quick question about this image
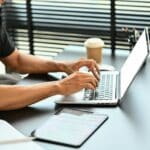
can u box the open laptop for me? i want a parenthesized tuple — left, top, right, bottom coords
(55, 28, 150, 106)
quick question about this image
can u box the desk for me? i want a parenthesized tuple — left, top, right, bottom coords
(1, 46, 150, 150)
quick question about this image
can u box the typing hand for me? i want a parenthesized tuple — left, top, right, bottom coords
(63, 58, 100, 81)
(57, 71, 98, 96)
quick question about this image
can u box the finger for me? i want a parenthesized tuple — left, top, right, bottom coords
(85, 83, 95, 90)
(84, 76, 98, 88)
(64, 66, 74, 74)
(89, 75, 98, 87)
(78, 69, 99, 86)
(82, 71, 99, 84)
(95, 63, 100, 75)
(77, 59, 99, 76)
(85, 60, 100, 79)
(90, 60, 100, 76)
(90, 67, 100, 81)
(87, 64, 100, 81)
(77, 59, 93, 68)
(90, 77, 98, 88)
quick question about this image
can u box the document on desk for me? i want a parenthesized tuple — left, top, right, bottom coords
(32, 108, 108, 147)
(0, 120, 43, 150)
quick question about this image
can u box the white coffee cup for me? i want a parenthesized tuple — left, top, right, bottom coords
(84, 38, 104, 64)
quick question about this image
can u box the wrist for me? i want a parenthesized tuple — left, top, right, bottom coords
(56, 61, 67, 72)
(53, 81, 64, 95)
(46, 81, 62, 96)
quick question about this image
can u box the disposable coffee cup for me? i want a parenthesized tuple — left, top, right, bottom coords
(84, 38, 104, 64)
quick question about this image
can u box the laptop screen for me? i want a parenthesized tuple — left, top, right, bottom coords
(120, 28, 149, 98)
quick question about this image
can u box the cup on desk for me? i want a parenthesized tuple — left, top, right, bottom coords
(84, 38, 104, 64)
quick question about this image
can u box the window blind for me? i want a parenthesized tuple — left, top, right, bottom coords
(2, 0, 150, 57)
(115, 0, 150, 51)
(31, 0, 111, 58)
(2, 1, 29, 54)
(3, 0, 111, 58)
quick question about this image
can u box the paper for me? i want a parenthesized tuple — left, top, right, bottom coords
(0, 120, 43, 150)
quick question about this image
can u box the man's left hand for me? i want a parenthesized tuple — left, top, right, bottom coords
(63, 58, 100, 81)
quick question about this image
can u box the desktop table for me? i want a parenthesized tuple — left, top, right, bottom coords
(1, 46, 150, 150)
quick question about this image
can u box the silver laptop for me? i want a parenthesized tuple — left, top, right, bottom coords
(55, 28, 150, 106)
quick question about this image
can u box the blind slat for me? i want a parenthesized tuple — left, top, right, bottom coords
(2, 0, 149, 57)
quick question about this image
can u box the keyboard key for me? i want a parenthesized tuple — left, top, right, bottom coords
(84, 73, 114, 100)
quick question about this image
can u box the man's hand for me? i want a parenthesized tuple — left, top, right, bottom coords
(0, 0, 5, 5)
(57, 71, 98, 96)
(62, 58, 100, 80)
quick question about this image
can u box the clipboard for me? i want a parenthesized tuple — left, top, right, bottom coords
(32, 108, 108, 147)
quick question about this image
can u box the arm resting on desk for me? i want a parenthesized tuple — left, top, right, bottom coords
(0, 72, 97, 111)
(0, 82, 60, 111)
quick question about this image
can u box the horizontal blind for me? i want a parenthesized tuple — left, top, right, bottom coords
(3, 0, 111, 58)
(2, 0, 150, 57)
(3, 1, 29, 54)
(32, 0, 111, 57)
(115, 0, 150, 50)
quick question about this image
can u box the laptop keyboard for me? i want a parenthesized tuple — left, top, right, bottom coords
(83, 73, 114, 100)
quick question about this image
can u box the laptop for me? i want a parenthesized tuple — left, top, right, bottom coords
(55, 28, 150, 106)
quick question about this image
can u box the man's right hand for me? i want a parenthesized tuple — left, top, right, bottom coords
(57, 71, 99, 96)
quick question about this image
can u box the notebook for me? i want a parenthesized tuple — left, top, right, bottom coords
(32, 108, 108, 147)
(0, 120, 43, 150)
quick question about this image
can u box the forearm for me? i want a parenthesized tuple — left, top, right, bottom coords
(2, 50, 66, 74)
(0, 82, 60, 111)
(16, 53, 66, 74)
